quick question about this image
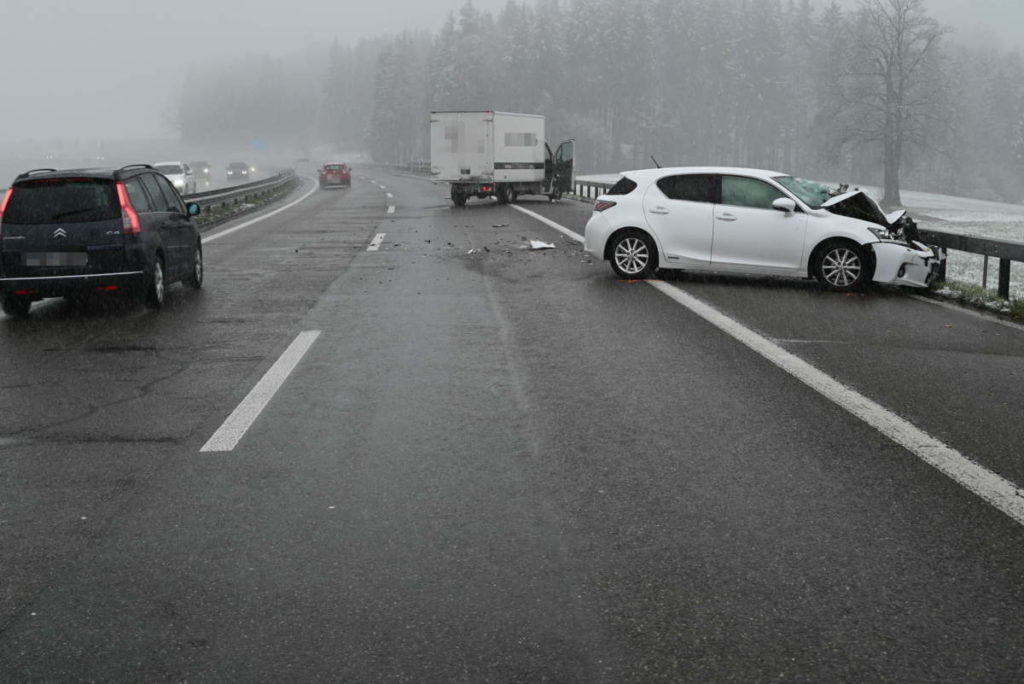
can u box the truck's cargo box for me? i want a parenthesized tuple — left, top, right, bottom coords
(430, 111, 546, 184)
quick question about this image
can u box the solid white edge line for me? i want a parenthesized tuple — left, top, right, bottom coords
(204, 177, 319, 244)
(201, 330, 322, 453)
(648, 280, 1024, 527)
(514, 205, 1024, 527)
(510, 205, 584, 242)
(368, 233, 386, 252)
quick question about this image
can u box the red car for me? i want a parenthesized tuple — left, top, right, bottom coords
(319, 163, 351, 188)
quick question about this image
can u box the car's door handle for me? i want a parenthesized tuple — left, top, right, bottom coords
(650, 207, 670, 215)
(716, 213, 737, 222)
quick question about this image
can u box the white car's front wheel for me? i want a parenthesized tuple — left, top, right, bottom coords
(609, 230, 657, 279)
(815, 241, 869, 291)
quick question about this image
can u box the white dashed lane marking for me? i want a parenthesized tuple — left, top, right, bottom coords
(201, 331, 322, 453)
(367, 233, 386, 251)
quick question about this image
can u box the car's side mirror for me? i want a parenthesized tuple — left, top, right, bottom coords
(187, 202, 201, 217)
(773, 198, 797, 214)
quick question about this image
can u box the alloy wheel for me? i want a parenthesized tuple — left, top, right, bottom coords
(821, 247, 862, 288)
(614, 237, 650, 277)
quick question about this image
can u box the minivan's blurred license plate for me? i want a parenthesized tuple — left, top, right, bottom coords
(25, 252, 88, 267)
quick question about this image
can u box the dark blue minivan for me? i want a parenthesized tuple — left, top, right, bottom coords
(0, 165, 203, 316)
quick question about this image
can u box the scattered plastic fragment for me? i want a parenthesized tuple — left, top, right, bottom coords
(529, 240, 556, 250)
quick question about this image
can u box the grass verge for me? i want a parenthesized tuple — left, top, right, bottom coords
(931, 280, 1024, 320)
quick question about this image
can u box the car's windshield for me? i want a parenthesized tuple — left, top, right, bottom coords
(772, 176, 833, 208)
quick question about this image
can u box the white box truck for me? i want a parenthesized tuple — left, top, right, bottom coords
(430, 111, 574, 206)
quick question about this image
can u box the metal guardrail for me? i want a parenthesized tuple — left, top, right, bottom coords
(573, 179, 614, 200)
(919, 229, 1024, 299)
(183, 170, 298, 227)
(572, 177, 1022, 300)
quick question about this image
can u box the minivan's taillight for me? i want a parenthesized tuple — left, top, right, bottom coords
(594, 200, 617, 212)
(0, 187, 12, 235)
(115, 182, 141, 234)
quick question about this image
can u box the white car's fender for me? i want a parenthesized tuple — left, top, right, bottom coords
(802, 213, 879, 272)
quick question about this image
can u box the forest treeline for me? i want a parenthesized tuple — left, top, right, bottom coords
(178, 0, 1024, 203)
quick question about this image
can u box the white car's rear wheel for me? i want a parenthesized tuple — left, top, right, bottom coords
(609, 230, 657, 279)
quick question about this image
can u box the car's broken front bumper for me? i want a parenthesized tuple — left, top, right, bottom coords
(871, 240, 943, 288)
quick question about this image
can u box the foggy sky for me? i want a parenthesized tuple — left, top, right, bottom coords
(0, 0, 1021, 144)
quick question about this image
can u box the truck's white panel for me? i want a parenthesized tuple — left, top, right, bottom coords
(430, 112, 493, 181)
(430, 111, 546, 184)
(491, 113, 546, 183)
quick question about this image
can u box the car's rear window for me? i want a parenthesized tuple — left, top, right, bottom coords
(4, 179, 119, 224)
(607, 177, 637, 195)
(324, 165, 346, 171)
(657, 174, 718, 203)
(155, 164, 183, 174)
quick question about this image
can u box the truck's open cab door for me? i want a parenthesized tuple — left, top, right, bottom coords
(544, 139, 574, 200)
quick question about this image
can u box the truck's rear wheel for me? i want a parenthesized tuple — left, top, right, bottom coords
(451, 186, 467, 207)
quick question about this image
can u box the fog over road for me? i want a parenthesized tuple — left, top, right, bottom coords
(2, 170, 1024, 681)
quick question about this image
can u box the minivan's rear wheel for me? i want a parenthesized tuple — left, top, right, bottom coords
(185, 243, 203, 289)
(1, 295, 31, 318)
(609, 230, 658, 279)
(145, 257, 166, 309)
(815, 241, 869, 291)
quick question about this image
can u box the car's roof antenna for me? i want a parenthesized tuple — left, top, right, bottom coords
(651, 155, 662, 168)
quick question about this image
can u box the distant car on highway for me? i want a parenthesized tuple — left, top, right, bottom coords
(318, 163, 351, 188)
(153, 161, 196, 195)
(584, 166, 942, 291)
(191, 161, 212, 184)
(0, 164, 204, 316)
(226, 162, 251, 182)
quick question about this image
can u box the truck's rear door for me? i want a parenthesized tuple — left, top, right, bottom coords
(430, 112, 493, 181)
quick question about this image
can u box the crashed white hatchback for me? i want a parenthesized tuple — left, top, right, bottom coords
(583, 167, 941, 291)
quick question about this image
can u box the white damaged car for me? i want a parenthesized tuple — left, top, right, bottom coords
(583, 167, 941, 291)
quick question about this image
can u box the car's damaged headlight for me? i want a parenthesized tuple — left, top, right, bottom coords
(867, 226, 893, 240)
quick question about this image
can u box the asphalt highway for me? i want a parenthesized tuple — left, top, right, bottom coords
(2, 168, 1024, 682)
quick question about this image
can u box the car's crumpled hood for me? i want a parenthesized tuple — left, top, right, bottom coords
(821, 190, 894, 228)
(821, 189, 921, 241)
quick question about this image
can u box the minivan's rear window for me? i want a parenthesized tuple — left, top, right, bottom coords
(4, 179, 119, 224)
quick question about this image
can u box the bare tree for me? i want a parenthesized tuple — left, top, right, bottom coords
(829, 0, 949, 206)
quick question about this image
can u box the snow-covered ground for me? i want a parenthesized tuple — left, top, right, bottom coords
(577, 174, 1024, 299)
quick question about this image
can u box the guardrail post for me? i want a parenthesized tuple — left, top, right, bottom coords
(998, 258, 1011, 299)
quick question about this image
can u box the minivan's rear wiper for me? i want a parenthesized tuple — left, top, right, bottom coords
(48, 208, 95, 220)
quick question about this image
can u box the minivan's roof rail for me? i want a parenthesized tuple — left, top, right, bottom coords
(15, 168, 58, 180)
(118, 164, 155, 172)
